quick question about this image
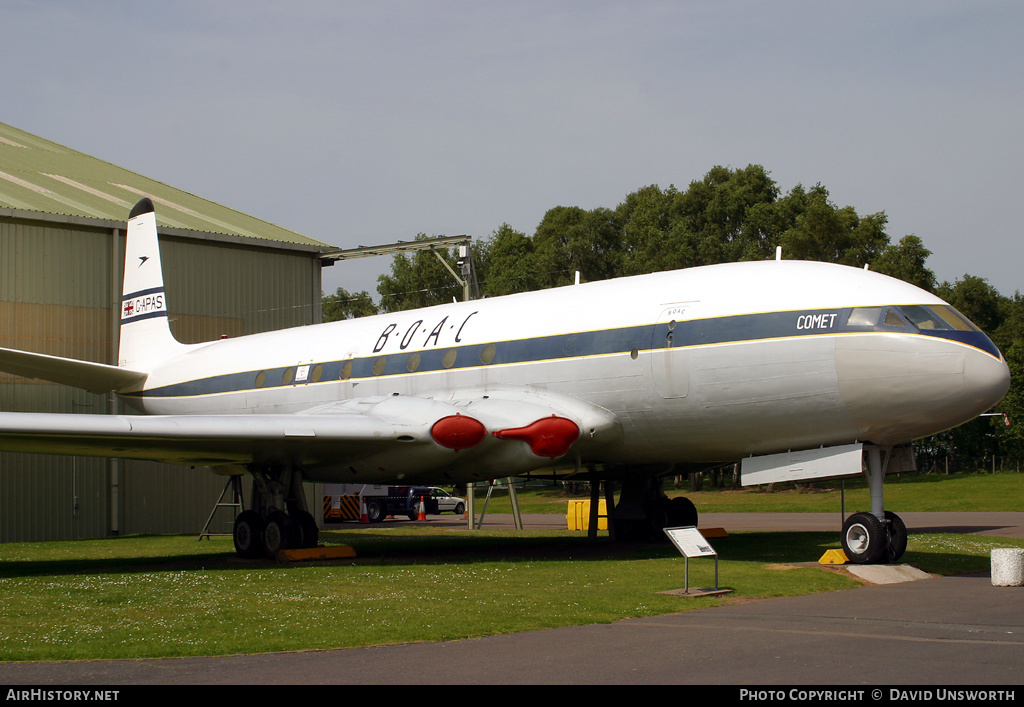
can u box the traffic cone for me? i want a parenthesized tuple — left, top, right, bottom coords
(417, 496, 427, 521)
(359, 496, 369, 524)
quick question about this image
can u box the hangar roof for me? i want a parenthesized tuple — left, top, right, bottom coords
(0, 122, 328, 249)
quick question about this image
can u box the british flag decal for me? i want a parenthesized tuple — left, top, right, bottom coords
(121, 286, 167, 324)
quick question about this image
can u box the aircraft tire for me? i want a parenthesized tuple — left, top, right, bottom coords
(647, 503, 670, 540)
(842, 512, 887, 564)
(884, 511, 908, 564)
(233, 511, 265, 559)
(264, 511, 294, 557)
(667, 496, 698, 527)
(293, 510, 319, 549)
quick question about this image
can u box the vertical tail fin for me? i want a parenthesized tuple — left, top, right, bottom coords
(118, 198, 186, 370)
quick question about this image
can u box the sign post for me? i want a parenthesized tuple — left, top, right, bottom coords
(662, 526, 732, 597)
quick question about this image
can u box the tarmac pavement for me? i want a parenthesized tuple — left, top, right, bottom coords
(423, 510, 1024, 539)
(2, 512, 1023, 686)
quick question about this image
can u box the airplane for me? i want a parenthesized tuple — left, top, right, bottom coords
(0, 198, 1011, 563)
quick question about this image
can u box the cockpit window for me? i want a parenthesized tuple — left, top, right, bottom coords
(898, 305, 947, 331)
(930, 305, 980, 332)
(883, 309, 908, 327)
(847, 304, 984, 334)
(847, 307, 881, 327)
(843, 303, 998, 359)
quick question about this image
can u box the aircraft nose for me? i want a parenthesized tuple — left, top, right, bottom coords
(963, 346, 1011, 413)
(835, 337, 1010, 445)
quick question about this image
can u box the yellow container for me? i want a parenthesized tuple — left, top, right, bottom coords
(566, 499, 607, 531)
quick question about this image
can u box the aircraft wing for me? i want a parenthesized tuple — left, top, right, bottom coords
(0, 390, 621, 480)
(0, 409, 399, 467)
(0, 347, 147, 394)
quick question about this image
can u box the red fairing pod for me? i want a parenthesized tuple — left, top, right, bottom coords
(431, 413, 487, 450)
(492, 415, 580, 458)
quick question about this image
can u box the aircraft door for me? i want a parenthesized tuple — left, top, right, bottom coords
(652, 303, 696, 399)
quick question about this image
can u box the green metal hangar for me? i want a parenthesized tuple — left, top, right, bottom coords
(0, 121, 330, 543)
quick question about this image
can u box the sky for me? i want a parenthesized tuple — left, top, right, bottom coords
(3, 1, 1022, 299)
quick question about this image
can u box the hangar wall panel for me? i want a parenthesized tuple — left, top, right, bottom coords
(1, 216, 322, 543)
(119, 462, 238, 537)
(0, 453, 109, 542)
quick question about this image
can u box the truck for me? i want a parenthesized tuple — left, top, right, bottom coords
(322, 484, 439, 523)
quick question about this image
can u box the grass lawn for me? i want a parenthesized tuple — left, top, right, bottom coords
(2, 516, 1022, 661)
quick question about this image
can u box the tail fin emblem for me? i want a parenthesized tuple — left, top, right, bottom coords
(138, 256, 150, 267)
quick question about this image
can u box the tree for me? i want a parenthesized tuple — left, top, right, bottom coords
(992, 292, 1024, 460)
(871, 235, 936, 291)
(532, 206, 622, 286)
(936, 275, 1003, 335)
(322, 287, 377, 322)
(480, 224, 541, 297)
(617, 184, 682, 276)
(617, 166, 782, 275)
(778, 185, 889, 267)
(993, 291, 1024, 353)
(674, 163, 780, 264)
(994, 341, 1024, 460)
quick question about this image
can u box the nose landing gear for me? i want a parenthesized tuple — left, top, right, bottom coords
(841, 445, 909, 564)
(841, 510, 907, 564)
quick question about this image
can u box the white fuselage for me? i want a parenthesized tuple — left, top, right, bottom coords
(123, 259, 1010, 476)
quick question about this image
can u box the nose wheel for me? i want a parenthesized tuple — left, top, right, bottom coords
(883, 511, 908, 563)
(841, 510, 907, 564)
(839, 445, 910, 565)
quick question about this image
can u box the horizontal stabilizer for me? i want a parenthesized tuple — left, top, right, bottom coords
(0, 347, 147, 394)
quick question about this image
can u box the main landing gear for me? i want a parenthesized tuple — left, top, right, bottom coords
(232, 466, 319, 559)
(608, 476, 698, 542)
(840, 445, 908, 564)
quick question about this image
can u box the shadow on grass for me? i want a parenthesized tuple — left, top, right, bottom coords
(1, 527, 1009, 579)
(0, 550, 237, 580)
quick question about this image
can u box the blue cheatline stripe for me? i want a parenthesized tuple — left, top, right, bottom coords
(121, 309, 168, 324)
(122, 306, 1000, 400)
(122, 286, 168, 324)
(123, 286, 165, 300)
